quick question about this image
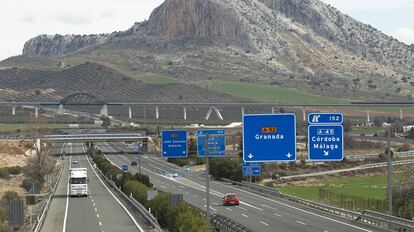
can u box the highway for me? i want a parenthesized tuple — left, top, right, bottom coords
(41, 143, 150, 232)
(98, 142, 384, 232)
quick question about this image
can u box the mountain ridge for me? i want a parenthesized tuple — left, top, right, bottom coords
(9, 0, 414, 101)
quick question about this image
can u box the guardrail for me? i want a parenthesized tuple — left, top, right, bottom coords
(201, 211, 254, 232)
(221, 179, 414, 232)
(33, 156, 65, 232)
(93, 162, 163, 232)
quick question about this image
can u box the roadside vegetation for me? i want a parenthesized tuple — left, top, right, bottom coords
(92, 155, 211, 232)
(277, 171, 413, 217)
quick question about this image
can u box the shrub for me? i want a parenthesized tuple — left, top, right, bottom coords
(0, 168, 10, 179)
(7, 166, 22, 175)
(170, 203, 210, 232)
(148, 192, 170, 227)
(1, 191, 20, 201)
(123, 180, 148, 205)
(0, 208, 4, 228)
(21, 178, 33, 192)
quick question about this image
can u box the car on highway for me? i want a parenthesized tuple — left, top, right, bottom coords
(222, 193, 240, 206)
(271, 173, 281, 180)
(72, 160, 79, 164)
(172, 172, 180, 178)
(131, 161, 137, 166)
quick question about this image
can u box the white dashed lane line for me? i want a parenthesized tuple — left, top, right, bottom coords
(241, 214, 249, 218)
(260, 221, 269, 226)
(225, 207, 232, 211)
(273, 213, 282, 217)
(237, 206, 248, 211)
(296, 220, 307, 225)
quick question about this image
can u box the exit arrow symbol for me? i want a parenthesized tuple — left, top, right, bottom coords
(286, 153, 292, 158)
(323, 150, 329, 156)
(248, 154, 254, 159)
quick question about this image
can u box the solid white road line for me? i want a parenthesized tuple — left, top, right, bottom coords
(62, 144, 71, 232)
(85, 154, 145, 232)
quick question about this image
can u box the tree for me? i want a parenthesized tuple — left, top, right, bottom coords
(101, 116, 111, 128)
(24, 146, 56, 188)
(407, 128, 414, 139)
(343, 119, 352, 132)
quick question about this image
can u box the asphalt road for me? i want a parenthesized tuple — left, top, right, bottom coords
(41, 143, 148, 232)
(99, 142, 384, 232)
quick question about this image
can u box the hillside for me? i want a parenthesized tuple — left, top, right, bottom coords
(0, 62, 243, 103)
(2, 0, 414, 102)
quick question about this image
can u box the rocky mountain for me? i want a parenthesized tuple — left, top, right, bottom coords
(13, 0, 414, 101)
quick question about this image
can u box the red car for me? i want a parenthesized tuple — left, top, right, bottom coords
(223, 193, 240, 206)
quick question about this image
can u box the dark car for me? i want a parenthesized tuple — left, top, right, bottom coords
(223, 193, 240, 206)
(131, 161, 137, 166)
(271, 173, 280, 180)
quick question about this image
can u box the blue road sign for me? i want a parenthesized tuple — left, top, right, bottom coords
(308, 125, 344, 161)
(162, 130, 187, 158)
(243, 114, 297, 162)
(197, 129, 226, 157)
(242, 161, 261, 176)
(122, 164, 128, 172)
(308, 113, 343, 125)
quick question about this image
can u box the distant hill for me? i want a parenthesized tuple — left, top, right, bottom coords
(2, 0, 414, 102)
(0, 62, 243, 103)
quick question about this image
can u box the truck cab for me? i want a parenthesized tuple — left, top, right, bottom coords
(69, 168, 88, 197)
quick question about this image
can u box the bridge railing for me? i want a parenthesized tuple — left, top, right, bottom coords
(201, 211, 254, 232)
(220, 179, 414, 232)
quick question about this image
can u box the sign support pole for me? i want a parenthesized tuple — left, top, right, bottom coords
(205, 134, 211, 228)
(387, 131, 393, 215)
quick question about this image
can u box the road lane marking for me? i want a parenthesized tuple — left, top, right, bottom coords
(260, 221, 269, 226)
(273, 213, 282, 217)
(62, 146, 71, 232)
(193, 194, 198, 197)
(85, 154, 145, 232)
(296, 221, 306, 225)
(237, 206, 248, 211)
(95, 208, 97, 212)
(97, 214, 100, 218)
(203, 205, 217, 211)
(98, 221, 102, 226)
(242, 214, 249, 218)
(209, 179, 373, 232)
(185, 191, 189, 194)
(225, 207, 232, 211)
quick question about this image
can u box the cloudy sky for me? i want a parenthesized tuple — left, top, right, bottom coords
(0, 0, 413, 61)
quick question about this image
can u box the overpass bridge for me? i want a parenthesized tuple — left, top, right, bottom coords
(41, 133, 150, 153)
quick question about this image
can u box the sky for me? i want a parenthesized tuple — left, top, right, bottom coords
(0, 0, 413, 61)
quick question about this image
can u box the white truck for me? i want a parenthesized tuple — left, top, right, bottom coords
(69, 168, 88, 197)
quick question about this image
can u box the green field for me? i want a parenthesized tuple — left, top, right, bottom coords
(210, 82, 351, 104)
(279, 175, 394, 201)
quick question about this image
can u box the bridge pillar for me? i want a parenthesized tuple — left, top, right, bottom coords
(57, 104, 64, 115)
(366, 108, 371, 123)
(35, 106, 39, 118)
(241, 107, 245, 116)
(302, 108, 306, 121)
(128, 106, 132, 120)
(12, 106, 16, 116)
(183, 106, 187, 120)
(155, 105, 159, 120)
(272, 106, 275, 114)
(205, 107, 213, 120)
(100, 104, 108, 117)
(213, 107, 224, 121)
(400, 108, 404, 120)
